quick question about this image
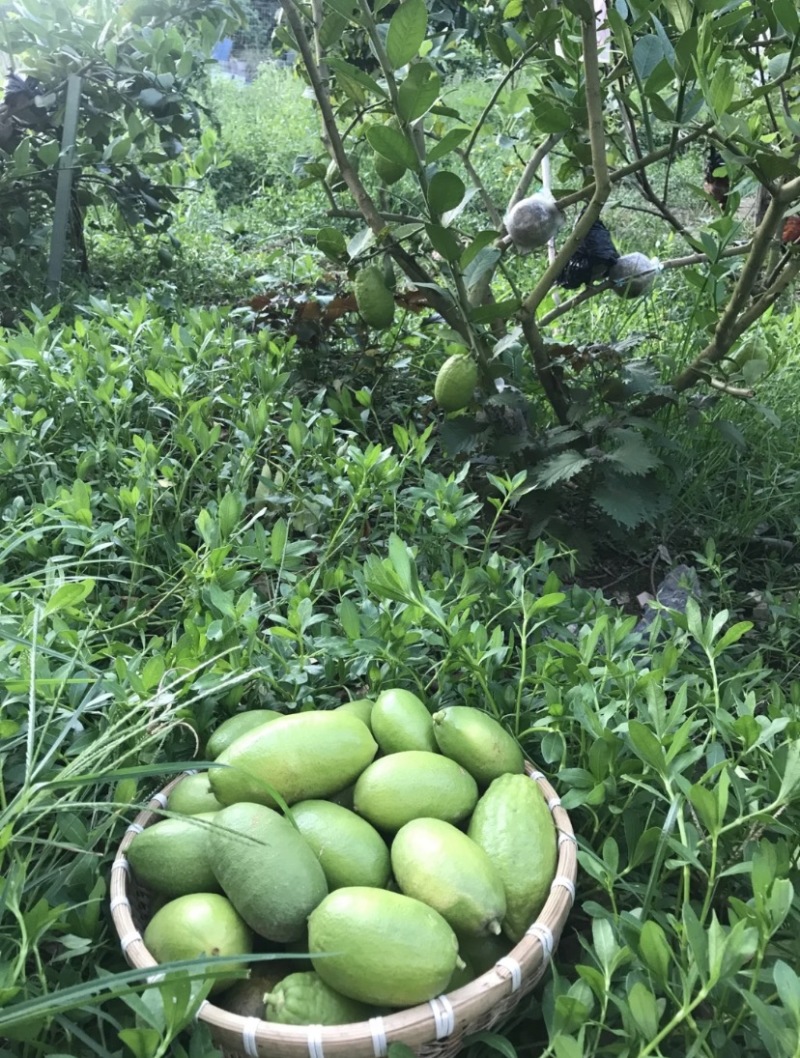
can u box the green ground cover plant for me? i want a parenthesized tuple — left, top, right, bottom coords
(0, 301, 798, 1058)
(2, 1, 800, 1056)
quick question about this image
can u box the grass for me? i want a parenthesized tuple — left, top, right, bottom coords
(1, 50, 800, 1058)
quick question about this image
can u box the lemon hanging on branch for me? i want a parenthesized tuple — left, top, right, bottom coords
(354, 265, 396, 330)
(434, 354, 478, 412)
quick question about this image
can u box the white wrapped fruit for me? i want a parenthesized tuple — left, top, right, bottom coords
(609, 252, 660, 298)
(504, 192, 565, 252)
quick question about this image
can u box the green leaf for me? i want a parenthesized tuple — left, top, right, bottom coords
(347, 226, 377, 260)
(37, 141, 61, 166)
(316, 226, 348, 260)
(593, 474, 663, 528)
(662, 0, 693, 31)
(270, 518, 288, 564)
(649, 94, 674, 121)
(463, 1032, 518, 1058)
(337, 598, 360, 640)
(688, 782, 719, 832)
(628, 981, 660, 1039)
(218, 490, 242, 540)
(591, 918, 619, 971)
(631, 827, 662, 869)
(386, 0, 427, 69)
(576, 964, 608, 1001)
(682, 903, 709, 983)
(487, 29, 514, 66)
(714, 620, 753, 653)
(741, 991, 797, 1057)
(463, 246, 501, 291)
(627, 720, 666, 774)
(427, 171, 465, 217)
(44, 579, 96, 617)
(554, 994, 591, 1035)
(319, 11, 348, 50)
(632, 35, 667, 79)
(777, 740, 800, 803)
(387, 533, 422, 601)
(397, 61, 440, 121)
(425, 224, 462, 262)
(530, 101, 574, 134)
(365, 125, 418, 170)
(138, 88, 164, 109)
(119, 1027, 162, 1058)
(552, 1038, 583, 1058)
(325, 0, 361, 20)
(639, 921, 672, 986)
(708, 64, 735, 116)
(327, 58, 386, 103)
(774, 0, 800, 32)
(428, 127, 470, 163)
(605, 434, 661, 475)
(774, 961, 800, 1022)
(468, 299, 519, 322)
(534, 450, 591, 488)
(531, 596, 567, 613)
(203, 583, 235, 619)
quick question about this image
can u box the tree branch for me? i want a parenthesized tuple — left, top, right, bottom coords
(538, 243, 754, 326)
(520, 14, 611, 317)
(520, 315, 570, 424)
(458, 150, 504, 229)
(636, 201, 800, 409)
(507, 135, 564, 212)
(554, 125, 711, 211)
(356, 0, 401, 113)
(329, 208, 423, 225)
(463, 44, 537, 161)
(277, 0, 468, 337)
(709, 378, 754, 399)
(615, 89, 704, 252)
(516, 12, 612, 418)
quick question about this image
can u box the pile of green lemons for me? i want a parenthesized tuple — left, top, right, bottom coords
(128, 690, 558, 1025)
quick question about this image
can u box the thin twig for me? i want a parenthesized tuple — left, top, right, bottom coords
(521, 15, 611, 317)
(329, 208, 422, 225)
(507, 134, 564, 212)
(615, 90, 704, 251)
(538, 280, 613, 326)
(538, 241, 756, 326)
(708, 378, 754, 398)
(463, 45, 537, 161)
(458, 150, 504, 229)
(637, 228, 800, 410)
(660, 243, 753, 269)
(554, 125, 711, 211)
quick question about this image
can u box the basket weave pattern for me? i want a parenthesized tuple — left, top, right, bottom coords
(110, 763, 577, 1058)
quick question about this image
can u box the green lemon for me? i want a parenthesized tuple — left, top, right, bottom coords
(468, 773, 558, 941)
(308, 887, 460, 1007)
(371, 687, 437, 753)
(434, 355, 478, 412)
(354, 751, 478, 832)
(432, 706, 524, 785)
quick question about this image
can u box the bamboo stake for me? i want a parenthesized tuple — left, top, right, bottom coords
(46, 74, 82, 299)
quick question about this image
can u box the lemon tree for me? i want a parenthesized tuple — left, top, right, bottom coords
(277, 0, 800, 531)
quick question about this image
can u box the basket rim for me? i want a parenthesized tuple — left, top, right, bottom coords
(110, 760, 577, 1053)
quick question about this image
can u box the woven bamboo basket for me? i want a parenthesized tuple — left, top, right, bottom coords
(110, 762, 577, 1058)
